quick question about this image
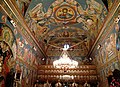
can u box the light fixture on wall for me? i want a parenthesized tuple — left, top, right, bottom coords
(89, 57, 92, 61)
(53, 44, 78, 72)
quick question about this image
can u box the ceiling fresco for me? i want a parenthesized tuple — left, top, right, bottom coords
(25, 0, 108, 63)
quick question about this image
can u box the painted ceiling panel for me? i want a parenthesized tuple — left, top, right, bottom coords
(25, 0, 108, 63)
(26, 0, 54, 12)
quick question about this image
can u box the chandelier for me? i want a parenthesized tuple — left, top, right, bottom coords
(53, 44, 78, 71)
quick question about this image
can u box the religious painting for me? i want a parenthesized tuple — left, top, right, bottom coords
(28, 3, 45, 21)
(36, 26, 50, 38)
(30, 54, 35, 65)
(0, 41, 15, 87)
(15, 31, 38, 65)
(95, 53, 100, 65)
(100, 47, 106, 64)
(105, 67, 109, 77)
(108, 0, 114, 10)
(0, 23, 16, 61)
(116, 30, 120, 51)
(11, 42, 17, 61)
(104, 31, 117, 59)
(0, 23, 14, 47)
(1, 15, 7, 23)
(114, 62, 120, 70)
(115, 17, 120, 51)
(0, 41, 13, 73)
(105, 37, 113, 58)
(110, 64, 114, 71)
(109, 32, 116, 49)
(14, 63, 23, 87)
(23, 46, 29, 62)
(54, 5, 76, 21)
(16, 0, 31, 16)
(17, 38, 25, 58)
(25, 0, 107, 43)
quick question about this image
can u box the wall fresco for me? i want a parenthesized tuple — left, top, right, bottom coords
(94, 12, 120, 87)
(16, 0, 31, 16)
(0, 22, 16, 86)
(0, 12, 39, 86)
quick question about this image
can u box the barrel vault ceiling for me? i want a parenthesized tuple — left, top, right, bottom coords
(24, 0, 108, 64)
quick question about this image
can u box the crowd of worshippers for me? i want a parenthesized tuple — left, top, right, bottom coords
(34, 79, 91, 87)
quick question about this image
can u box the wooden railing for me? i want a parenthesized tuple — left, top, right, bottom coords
(38, 65, 98, 82)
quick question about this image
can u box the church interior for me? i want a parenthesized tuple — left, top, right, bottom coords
(0, 0, 120, 87)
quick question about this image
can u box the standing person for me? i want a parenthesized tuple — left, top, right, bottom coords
(72, 81, 78, 87)
(0, 76, 4, 87)
(34, 80, 39, 87)
(44, 80, 51, 87)
(84, 81, 90, 87)
(55, 80, 62, 87)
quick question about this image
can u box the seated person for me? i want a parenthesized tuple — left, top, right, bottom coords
(55, 80, 62, 87)
(44, 80, 51, 87)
